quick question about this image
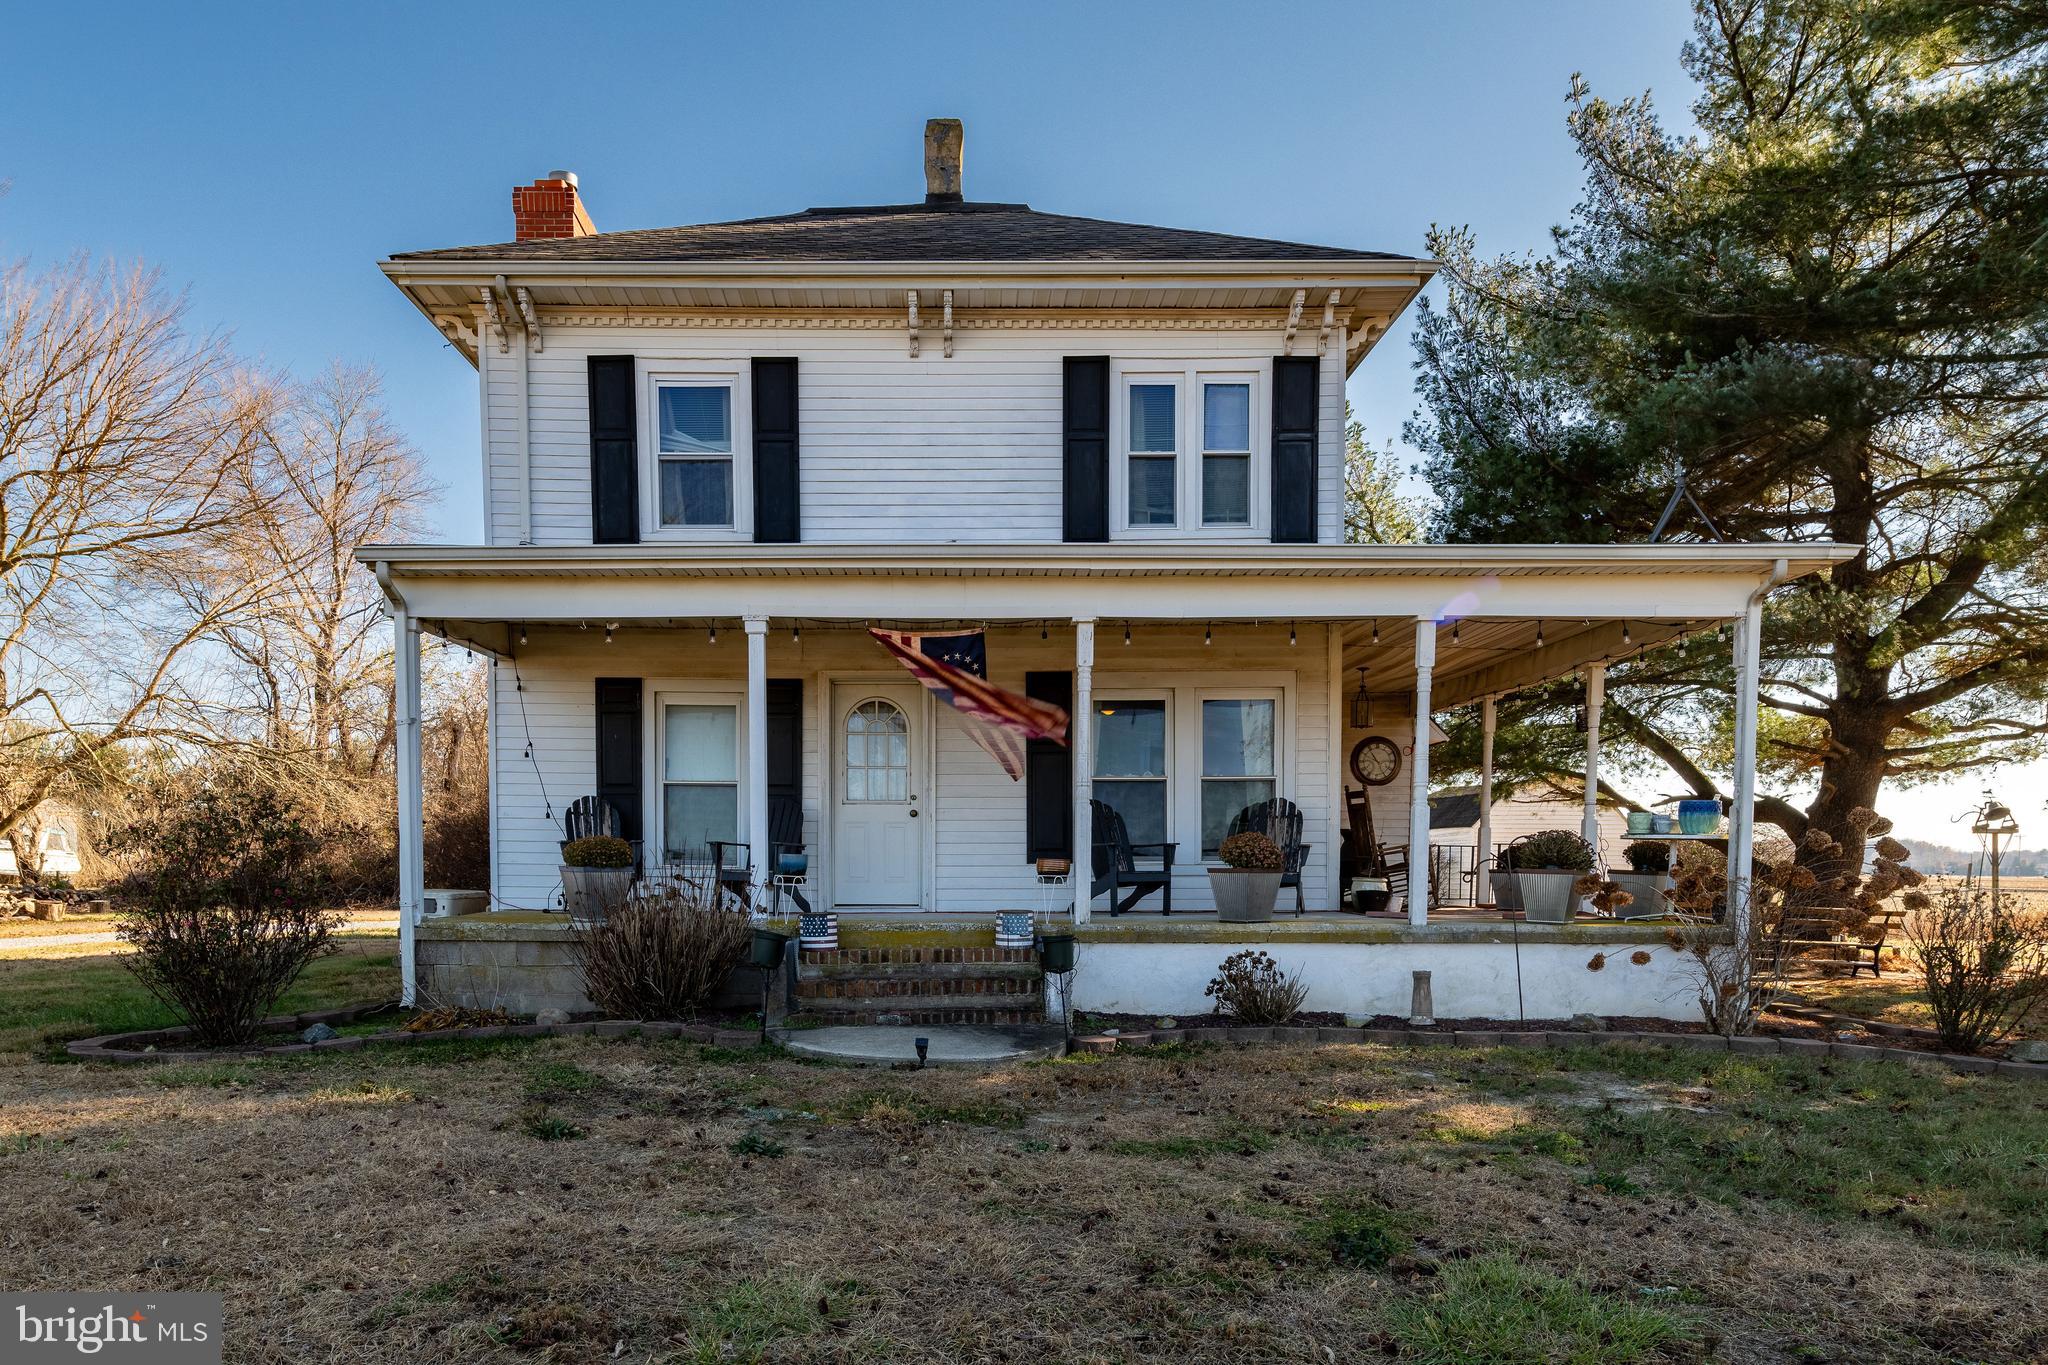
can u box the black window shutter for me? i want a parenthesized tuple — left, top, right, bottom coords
(1271, 355, 1319, 543)
(1024, 670, 1074, 861)
(752, 358, 800, 543)
(1062, 357, 1110, 542)
(587, 355, 640, 545)
(765, 679, 803, 803)
(594, 678, 643, 847)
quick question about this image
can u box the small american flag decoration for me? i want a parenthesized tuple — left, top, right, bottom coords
(799, 912, 839, 950)
(996, 911, 1034, 949)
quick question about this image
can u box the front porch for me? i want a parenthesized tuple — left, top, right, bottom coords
(367, 541, 1852, 1015)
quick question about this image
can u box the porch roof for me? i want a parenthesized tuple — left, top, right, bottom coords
(362, 540, 1855, 706)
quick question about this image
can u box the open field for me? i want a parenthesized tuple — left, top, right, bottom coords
(1, 950, 2043, 1363)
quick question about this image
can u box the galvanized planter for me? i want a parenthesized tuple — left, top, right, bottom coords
(1209, 869, 1283, 922)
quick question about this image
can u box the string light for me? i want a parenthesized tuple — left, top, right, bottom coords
(793, 623, 802, 643)
(603, 621, 616, 644)
(1535, 620, 1545, 648)
(1204, 622, 1212, 646)
(1040, 623, 1047, 640)
(1622, 621, 1632, 645)
(517, 625, 528, 646)
(1451, 621, 1461, 644)
(1371, 619, 1379, 645)
(1288, 622, 1297, 647)
(1123, 623, 1132, 646)
(708, 624, 717, 645)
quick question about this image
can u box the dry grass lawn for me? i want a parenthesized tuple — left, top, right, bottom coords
(1, 952, 2043, 1364)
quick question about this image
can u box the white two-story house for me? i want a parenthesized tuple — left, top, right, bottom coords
(363, 121, 1851, 1023)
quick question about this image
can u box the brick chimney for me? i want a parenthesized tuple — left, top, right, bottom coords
(924, 119, 964, 204)
(512, 171, 596, 242)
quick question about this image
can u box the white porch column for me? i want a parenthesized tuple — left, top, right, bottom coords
(393, 610, 423, 1006)
(1407, 617, 1436, 927)
(1476, 694, 1497, 884)
(1728, 603, 1763, 945)
(1071, 618, 1096, 924)
(1582, 663, 1605, 858)
(744, 616, 770, 904)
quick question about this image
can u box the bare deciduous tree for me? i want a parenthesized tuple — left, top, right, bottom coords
(0, 257, 287, 842)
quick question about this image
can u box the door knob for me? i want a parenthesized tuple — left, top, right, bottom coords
(909, 810, 920, 818)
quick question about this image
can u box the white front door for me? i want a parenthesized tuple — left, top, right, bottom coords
(832, 683, 923, 906)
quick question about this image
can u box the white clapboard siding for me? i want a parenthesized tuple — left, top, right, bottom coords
(481, 324, 1346, 547)
(487, 624, 1337, 913)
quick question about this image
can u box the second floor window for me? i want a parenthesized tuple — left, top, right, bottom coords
(1201, 383, 1252, 526)
(1127, 383, 1178, 526)
(657, 383, 734, 528)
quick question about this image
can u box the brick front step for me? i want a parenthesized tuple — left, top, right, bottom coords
(800, 946, 1039, 967)
(795, 1006, 1047, 1027)
(802, 960, 1043, 982)
(796, 978, 1042, 1003)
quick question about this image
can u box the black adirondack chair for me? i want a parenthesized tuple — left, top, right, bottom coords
(1090, 798, 1177, 916)
(1226, 797, 1312, 915)
(708, 795, 812, 914)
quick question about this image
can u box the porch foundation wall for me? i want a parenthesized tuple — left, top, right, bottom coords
(1070, 939, 1702, 1021)
(416, 916, 762, 1017)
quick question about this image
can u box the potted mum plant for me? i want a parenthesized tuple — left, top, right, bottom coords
(1210, 831, 1285, 923)
(1508, 829, 1595, 924)
(560, 835, 635, 921)
(1610, 840, 1674, 920)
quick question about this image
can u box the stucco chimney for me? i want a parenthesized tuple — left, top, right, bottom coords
(512, 171, 596, 242)
(924, 119, 964, 204)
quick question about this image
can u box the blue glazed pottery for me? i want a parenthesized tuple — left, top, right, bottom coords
(1650, 814, 1675, 835)
(1677, 799, 1722, 836)
(777, 852, 809, 876)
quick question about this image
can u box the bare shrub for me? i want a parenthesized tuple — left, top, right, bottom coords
(1667, 808, 1907, 1036)
(571, 878, 753, 1020)
(115, 787, 339, 1044)
(1908, 881, 2048, 1053)
(1204, 949, 1309, 1025)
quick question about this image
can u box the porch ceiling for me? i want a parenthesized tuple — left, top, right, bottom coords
(365, 542, 1854, 706)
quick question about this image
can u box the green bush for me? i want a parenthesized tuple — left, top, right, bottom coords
(114, 788, 339, 1045)
(561, 835, 634, 868)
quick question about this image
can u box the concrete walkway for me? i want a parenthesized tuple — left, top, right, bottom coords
(779, 1024, 1065, 1067)
(0, 917, 397, 955)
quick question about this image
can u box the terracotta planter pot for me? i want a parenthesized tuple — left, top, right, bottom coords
(559, 865, 633, 921)
(1209, 869, 1282, 922)
(1513, 868, 1582, 923)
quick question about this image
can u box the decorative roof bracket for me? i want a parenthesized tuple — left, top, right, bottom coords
(480, 287, 508, 354)
(906, 289, 921, 358)
(434, 313, 480, 351)
(514, 286, 543, 354)
(941, 289, 954, 358)
(1281, 288, 1307, 354)
(1317, 289, 1340, 355)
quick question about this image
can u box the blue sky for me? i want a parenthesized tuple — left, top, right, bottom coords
(0, 0, 1694, 538)
(8, 1, 2029, 846)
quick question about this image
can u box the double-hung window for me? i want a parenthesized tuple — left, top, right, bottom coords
(1201, 382, 1252, 526)
(1126, 382, 1179, 526)
(1117, 365, 1263, 535)
(655, 382, 734, 529)
(1092, 698, 1170, 849)
(661, 700, 740, 866)
(1199, 697, 1277, 856)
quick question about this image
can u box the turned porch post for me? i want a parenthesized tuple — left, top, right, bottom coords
(1071, 618, 1096, 924)
(744, 616, 770, 904)
(393, 609, 423, 1006)
(1729, 603, 1763, 947)
(1583, 663, 1605, 858)
(1476, 694, 1497, 890)
(1407, 617, 1435, 927)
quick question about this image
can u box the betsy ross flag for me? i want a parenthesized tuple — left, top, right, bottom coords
(868, 628, 1069, 780)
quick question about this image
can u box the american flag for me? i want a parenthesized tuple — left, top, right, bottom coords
(868, 628, 1069, 780)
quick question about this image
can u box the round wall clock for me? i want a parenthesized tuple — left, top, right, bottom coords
(1350, 735, 1402, 787)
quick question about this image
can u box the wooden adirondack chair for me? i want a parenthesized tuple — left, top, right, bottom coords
(1090, 799, 1177, 916)
(1227, 797, 1312, 915)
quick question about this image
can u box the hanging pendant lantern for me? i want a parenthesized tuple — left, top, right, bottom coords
(1351, 666, 1373, 729)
